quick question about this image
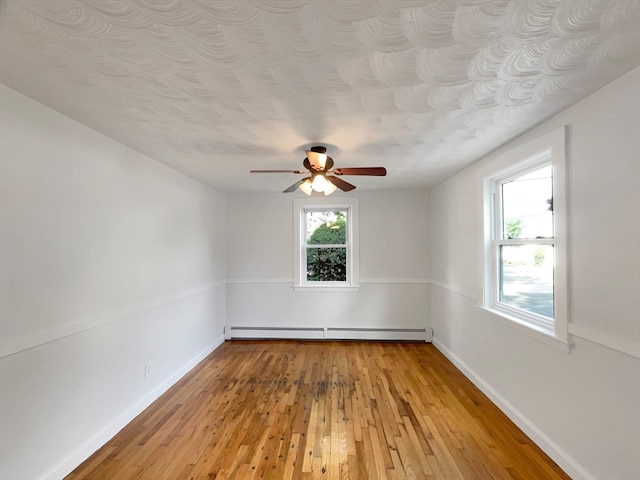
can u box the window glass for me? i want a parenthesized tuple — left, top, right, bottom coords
(499, 244, 554, 319)
(306, 247, 346, 282)
(501, 166, 553, 239)
(305, 210, 347, 244)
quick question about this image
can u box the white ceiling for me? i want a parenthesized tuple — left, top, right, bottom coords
(1, 0, 639, 193)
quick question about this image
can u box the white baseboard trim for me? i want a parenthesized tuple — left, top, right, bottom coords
(225, 326, 432, 342)
(432, 337, 595, 480)
(39, 335, 225, 480)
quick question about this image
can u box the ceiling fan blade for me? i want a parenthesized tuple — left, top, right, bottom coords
(326, 175, 356, 192)
(250, 169, 306, 174)
(283, 179, 307, 193)
(332, 167, 387, 176)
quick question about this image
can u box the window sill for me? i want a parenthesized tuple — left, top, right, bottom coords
(478, 306, 572, 354)
(293, 284, 360, 292)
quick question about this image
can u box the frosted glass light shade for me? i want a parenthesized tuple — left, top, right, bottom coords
(323, 180, 338, 195)
(306, 150, 328, 169)
(299, 178, 313, 195)
(311, 173, 330, 192)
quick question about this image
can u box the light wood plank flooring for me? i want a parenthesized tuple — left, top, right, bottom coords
(66, 341, 570, 479)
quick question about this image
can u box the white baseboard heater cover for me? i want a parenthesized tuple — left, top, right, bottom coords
(224, 326, 432, 342)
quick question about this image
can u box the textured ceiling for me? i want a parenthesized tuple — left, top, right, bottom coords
(1, 0, 639, 193)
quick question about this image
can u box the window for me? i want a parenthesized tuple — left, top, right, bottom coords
(481, 128, 568, 348)
(304, 209, 348, 282)
(493, 161, 555, 327)
(293, 197, 359, 290)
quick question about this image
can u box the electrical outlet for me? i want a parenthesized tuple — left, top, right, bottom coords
(144, 363, 152, 378)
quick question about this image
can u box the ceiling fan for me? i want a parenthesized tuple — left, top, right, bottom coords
(250, 146, 387, 195)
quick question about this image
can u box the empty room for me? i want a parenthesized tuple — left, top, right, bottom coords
(1, 1, 639, 479)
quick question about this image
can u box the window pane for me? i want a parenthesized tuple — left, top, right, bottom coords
(501, 166, 553, 239)
(500, 244, 554, 318)
(306, 247, 346, 281)
(305, 210, 347, 245)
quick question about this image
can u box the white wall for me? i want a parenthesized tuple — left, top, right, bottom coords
(0, 85, 227, 480)
(226, 190, 430, 332)
(430, 67, 640, 480)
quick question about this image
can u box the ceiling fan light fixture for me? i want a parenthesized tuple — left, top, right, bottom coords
(323, 179, 338, 196)
(299, 178, 313, 195)
(311, 172, 331, 193)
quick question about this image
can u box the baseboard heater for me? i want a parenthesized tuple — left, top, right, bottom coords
(224, 326, 432, 342)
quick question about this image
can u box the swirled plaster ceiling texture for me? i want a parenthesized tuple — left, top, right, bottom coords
(1, 0, 639, 192)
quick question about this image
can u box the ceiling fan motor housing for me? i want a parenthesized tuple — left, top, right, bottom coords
(309, 146, 327, 154)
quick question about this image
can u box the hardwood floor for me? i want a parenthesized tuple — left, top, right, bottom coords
(66, 341, 570, 479)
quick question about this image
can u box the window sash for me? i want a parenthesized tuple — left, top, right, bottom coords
(303, 208, 349, 284)
(491, 238, 555, 331)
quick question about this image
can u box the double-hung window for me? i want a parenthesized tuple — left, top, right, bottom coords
(481, 128, 568, 348)
(293, 197, 359, 290)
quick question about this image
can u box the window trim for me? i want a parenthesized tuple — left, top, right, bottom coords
(479, 127, 570, 350)
(293, 197, 359, 291)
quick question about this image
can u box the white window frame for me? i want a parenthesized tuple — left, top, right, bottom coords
(293, 197, 359, 291)
(479, 128, 570, 351)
